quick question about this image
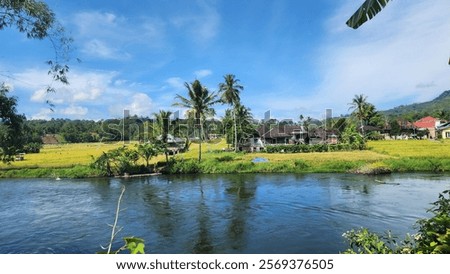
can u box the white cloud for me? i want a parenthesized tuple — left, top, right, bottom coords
(15, 69, 116, 105)
(109, 93, 153, 117)
(170, 1, 220, 44)
(312, 0, 450, 114)
(73, 11, 166, 60)
(59, 105, 88, 117)
(31, 108, 53, 120)
(165, 77, 185, 90)
(82, 39, 131, 60)
(194, 69, 212, 78)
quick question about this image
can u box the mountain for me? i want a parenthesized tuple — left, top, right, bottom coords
(382, 90, 450, 118)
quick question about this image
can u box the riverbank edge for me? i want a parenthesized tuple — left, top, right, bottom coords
(1, 156, 450, 179)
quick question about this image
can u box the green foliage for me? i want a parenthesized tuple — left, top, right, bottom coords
(173, 79, 220, 161)
(136, 143, 160, 168)
(343, 228, 397, 254)
(215, 155, 236, 162)
(1, 0, 73, 92)
(90, 146, 142, 176)
(415, 190, 450, 254)
(341, 123, 366, 148)
(22, 142, 42, 153)
(123, 237, 145, 254)
(346, 0, 391, 29)
(0, 83, 26, 162)
(165, 158, 200, 174)
(264, 143, 365, 154)
(343, 190, 450, 254)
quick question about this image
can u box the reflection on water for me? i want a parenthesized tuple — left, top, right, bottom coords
(0, 173, 449, 254)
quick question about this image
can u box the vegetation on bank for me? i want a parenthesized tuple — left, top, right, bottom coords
(1, 139, 450, 178)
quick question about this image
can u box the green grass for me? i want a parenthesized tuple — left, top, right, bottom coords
(1, 139, 450, 177)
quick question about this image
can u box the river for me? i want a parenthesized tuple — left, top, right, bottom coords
(0, 173, 448, 254)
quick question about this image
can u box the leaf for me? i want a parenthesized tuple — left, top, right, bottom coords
(124, 237, 145, 254)
(346, 0, 391, 29)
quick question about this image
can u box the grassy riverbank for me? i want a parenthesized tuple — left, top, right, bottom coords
(1, 139, 450, 178)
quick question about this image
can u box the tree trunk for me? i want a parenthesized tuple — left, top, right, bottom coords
(199, 123, 203, 162)
(197, 115, 203, 162)
(234, 108, 238, 152)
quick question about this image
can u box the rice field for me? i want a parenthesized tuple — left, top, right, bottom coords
(367, 139, 450, 158)
(1, 139, 449, 175)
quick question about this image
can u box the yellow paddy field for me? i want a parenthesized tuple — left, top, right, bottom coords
(1, 139, 449, 177)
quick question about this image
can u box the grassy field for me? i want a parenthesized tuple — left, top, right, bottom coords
(1, 139, 450, 177)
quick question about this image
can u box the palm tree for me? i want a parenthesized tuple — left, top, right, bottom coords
(173, 80, 219, 162)
(153, 110, 173, 164)
(348, 94, 369, 136)
(346, 0, 391, 29)
(218, 74, 243, 152)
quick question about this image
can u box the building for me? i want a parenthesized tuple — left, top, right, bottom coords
(437, 122, 450, 139)
(257, 125, 307, 144)
(413, 116, 442, 139)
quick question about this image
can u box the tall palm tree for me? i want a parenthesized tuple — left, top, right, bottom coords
(348, 94, 369, 136)
(218, 74, 243, 152)
(173, 80, 219, 162)
(153, 110, 173, 164)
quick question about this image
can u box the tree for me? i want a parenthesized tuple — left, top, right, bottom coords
(136, 143, 159, 170)
(223, 104, 255, 148)
(1, 0, 72, 91)
(346, 0, 391, 29)
(173, 80, 219, 162)
(0, 83, 25, 162)
(153, 110, 173, 164)
(348, 94, 369, 136)
(219, 74, 244, 152)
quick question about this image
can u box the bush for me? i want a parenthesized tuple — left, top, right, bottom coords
(264, 143, 366, 154)
(165, 159, 200, 174)
(22, 142, 42, 153)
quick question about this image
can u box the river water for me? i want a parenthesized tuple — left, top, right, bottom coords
(0, 173, 448, 254)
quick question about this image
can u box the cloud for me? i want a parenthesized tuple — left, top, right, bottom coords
(109, 92, 153, 117)
(59, 105, 89, 117)
(73, 11, 166, 60)
(170, 0, 220, 44)
(31, 108, 53, 120)
(165, 77, 185, 90)
(15, 69, 116, 105)
(194, 69, 212, 78)
(82, 39, 131, 60)
(311, 0, 450, 114)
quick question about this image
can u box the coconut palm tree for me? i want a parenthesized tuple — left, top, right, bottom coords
(173, 80, 219, 162)
(348, 94, 369, 136)
(346, 0, 391, 29)
(153, 110, 173, 164)
(219, 74, 244, 152)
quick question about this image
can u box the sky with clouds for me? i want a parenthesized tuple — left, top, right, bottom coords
(1, 0, 449, 121)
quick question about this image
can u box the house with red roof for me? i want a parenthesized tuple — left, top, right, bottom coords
(413, 116, 442, 139)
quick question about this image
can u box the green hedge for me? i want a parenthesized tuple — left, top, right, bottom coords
(264, 143, 366, 153)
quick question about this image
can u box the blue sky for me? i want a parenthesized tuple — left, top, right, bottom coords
(1, 0, 450, 121)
